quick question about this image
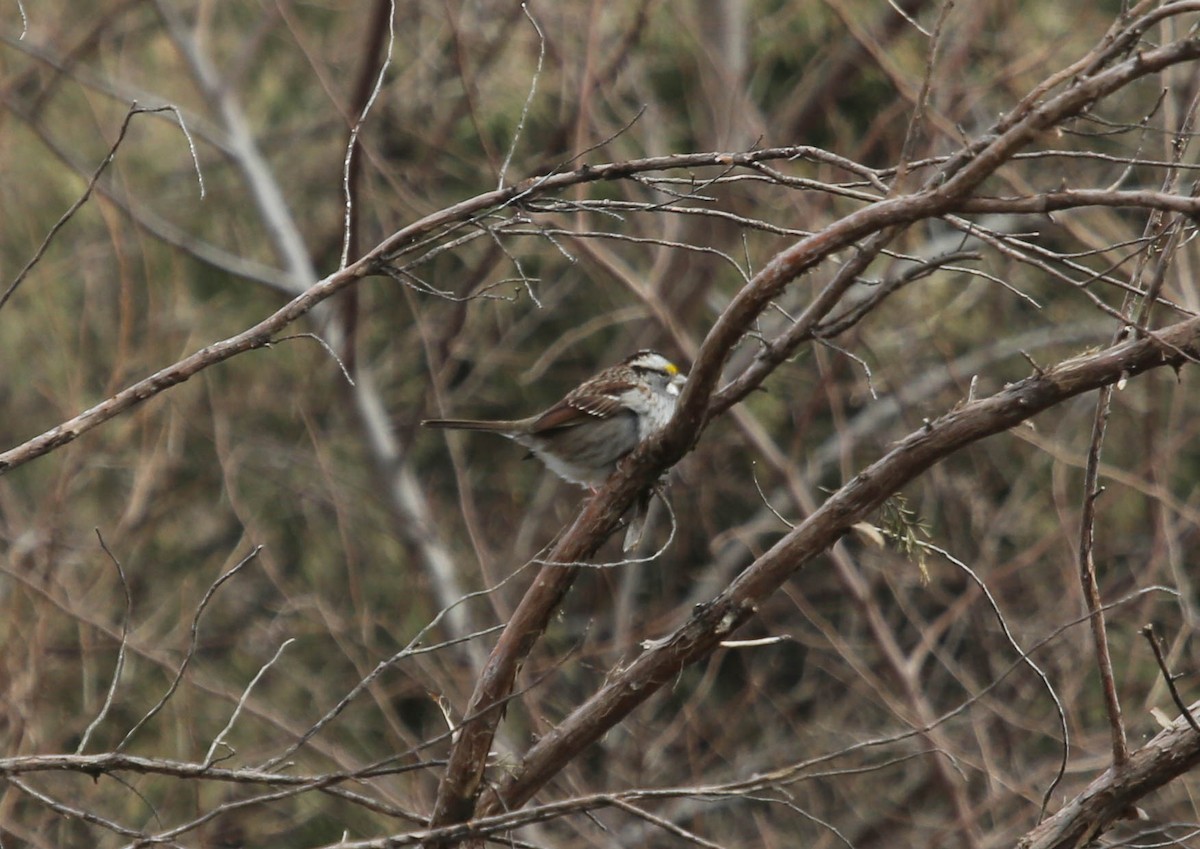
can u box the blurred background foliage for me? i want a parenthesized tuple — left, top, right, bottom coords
(2, 1, 1200, 847)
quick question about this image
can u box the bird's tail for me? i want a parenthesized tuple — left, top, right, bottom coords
(421, 418, 518, 433)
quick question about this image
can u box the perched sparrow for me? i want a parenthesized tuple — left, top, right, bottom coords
(423, 350, 686, 487)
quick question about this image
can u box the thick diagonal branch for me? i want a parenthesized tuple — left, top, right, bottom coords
(428, 30, 1200, 834)
(479, 316, 1200, 815)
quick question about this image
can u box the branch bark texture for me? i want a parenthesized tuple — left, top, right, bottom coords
(429, 20, 1200, 832)
(480, 317, 1200, 815)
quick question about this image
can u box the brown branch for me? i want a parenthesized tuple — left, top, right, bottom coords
(0, 752, 428, 823)
(10, 88, 1200, 480)
(337, 0, 394, 365)
(426, 511, 622, 829)
(1141, 625, 1200, 736)
(0, 146, 842, 477)
(428, 28, 1200, 834)
(1078, 383, 1128, 767)
(480, 314, 1200, 815)
(704, 33, 1200, 420)
(957, 188, 1200, 215)
(1016, 708, 1200, 849)
(0, 103, 190, 311)
(1076, 79, 1200, 768)
(0, 751, 358, 784)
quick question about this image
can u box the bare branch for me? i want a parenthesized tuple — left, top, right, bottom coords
(482, 315, 1200, 814)
(0, 103, 196, 311)
(1141, 624, 1200, 736)
(74, 530, 133, 755)
(116, 547, 262, 752)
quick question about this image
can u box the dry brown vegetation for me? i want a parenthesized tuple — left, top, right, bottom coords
(4, 2, 1200, 847)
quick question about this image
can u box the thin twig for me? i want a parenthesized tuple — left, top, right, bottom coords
(497, 3, 544, 190)
(917, 540, 1070, 820)
(272, 332, 356, 386)
(257, 565, 535, 771)
(204, 639, 296, 767)
(8, 778, 149, 842)
(1141, 624, 1200, 735)
(530, 488, 678, 569)
(0, 104, 198, 311)
(892, 0, 954, 189)
(116, 547, 262, 752)
(340, 0, 395, 270)
(75, 530, 134, 755)
(1078, 384, 1128, 768)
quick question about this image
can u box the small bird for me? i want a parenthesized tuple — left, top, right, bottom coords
(423, 350, 686, 488)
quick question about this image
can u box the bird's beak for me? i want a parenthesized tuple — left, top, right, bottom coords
(667, 373, 686, 396)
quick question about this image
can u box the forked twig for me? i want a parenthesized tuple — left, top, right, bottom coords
(497, 3, 545, 190)
(116, 547, 262, 752)
(204, 639, 296, 767)
(75, 530, 134, 755)
(1141, 624, 1200, 736)
(0, 103, 202, 312)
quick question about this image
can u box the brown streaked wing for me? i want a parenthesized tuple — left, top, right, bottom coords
(529, 391, 626, 432)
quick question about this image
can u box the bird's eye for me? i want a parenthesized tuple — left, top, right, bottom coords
(635, 364, 671, 377)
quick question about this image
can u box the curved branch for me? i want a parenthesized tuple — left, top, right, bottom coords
(1018, 709, 1200, 849)
(482, 314, 1200, 814)
(428, 28, 1200, 832)
(0, 146, 853, 477)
